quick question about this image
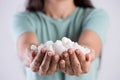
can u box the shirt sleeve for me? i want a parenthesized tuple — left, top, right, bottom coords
(82, 9, 109, 44)
(11, 12, 36, 44)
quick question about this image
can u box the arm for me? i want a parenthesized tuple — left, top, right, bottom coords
(59, 30, 102, 76)
(12, 13, 60, 76)
(78, 30, 102, 61)
(17, 32, 59, 75)
(17, 32, 39, 62)
(59, 9, 108, 76)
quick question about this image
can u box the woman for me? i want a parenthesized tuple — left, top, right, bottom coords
(11, 0, 109, 80)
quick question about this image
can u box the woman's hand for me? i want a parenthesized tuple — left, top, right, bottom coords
(23, 48, 36, 67)
(30, 48, 60, 76)
(59, 48, 93, 76)
(23, 46, 93, 76)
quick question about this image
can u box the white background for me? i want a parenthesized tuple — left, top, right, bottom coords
(0, 0, 120, 80)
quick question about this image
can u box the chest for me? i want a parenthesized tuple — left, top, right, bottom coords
(34, 14, 84, 43)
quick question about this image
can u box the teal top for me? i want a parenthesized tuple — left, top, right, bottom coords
(11, 7, 109, 80)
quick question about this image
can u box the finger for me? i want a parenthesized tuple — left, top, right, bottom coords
(29, 47, 37, 59)
(24, 48, 36, 67)
(59, 60, 65, 72)
(62, 51, 74, 75)
(75, 49, 86, 73)
(47, 54, 59, 75)
(30, 48, 46, 72)
(68, 49, 82, 76)
(83, 54, 91, 73)
(39, 51, 53, 75)
(88, 49, 96, 61)
(27, 48, 36, 61)
(86, 53, 92, 62)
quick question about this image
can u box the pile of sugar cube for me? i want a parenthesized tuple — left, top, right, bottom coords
(31, 37, 90, 54)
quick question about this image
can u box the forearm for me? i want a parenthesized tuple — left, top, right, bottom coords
(17, 32, 39, 61)
(78, 30, 102, 61)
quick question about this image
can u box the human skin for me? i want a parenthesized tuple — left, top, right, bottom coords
(17, 0, 101, 76)
(59, 30, 101, 76)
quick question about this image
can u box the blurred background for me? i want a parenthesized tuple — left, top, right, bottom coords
(0, 0, 120, 80)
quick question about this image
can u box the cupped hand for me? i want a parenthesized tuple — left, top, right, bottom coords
(24, 47, 93, 76)
(59, 48, 92, 76)
(30, 48, 60, 76)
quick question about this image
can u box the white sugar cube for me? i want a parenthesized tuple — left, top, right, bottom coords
(53, 40, 66, 54)
(54, 40, 62, 45)
(72, 42, 79, 50)
(38, 44, 45, 51)
(44, 41, 54, 52)
(30, 37, 90, 55)
(62, 37, 74, 49)
(83, 47, 90, 54)
(45, 41, 54, 45)
(78, 46, 90, 54)
(45, 45, 54, 52)
(62, 37, 71, 44)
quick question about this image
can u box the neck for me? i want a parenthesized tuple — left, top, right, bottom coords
(43, 0, 76, 19)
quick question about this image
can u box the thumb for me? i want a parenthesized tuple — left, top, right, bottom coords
(85, 54, 92, 62)
(27, 48, 37, 61)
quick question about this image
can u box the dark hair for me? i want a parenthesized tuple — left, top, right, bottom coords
(26, 0, 94, 12)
